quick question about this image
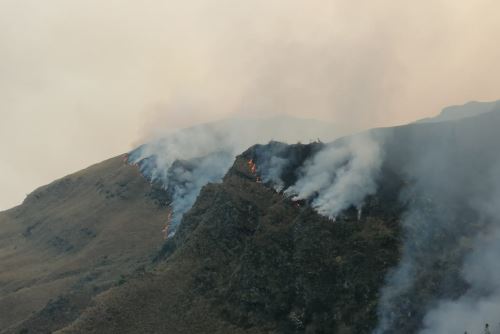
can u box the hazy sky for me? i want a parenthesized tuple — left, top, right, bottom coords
(1, 0, 500, 210)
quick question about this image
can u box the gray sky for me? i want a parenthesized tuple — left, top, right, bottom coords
(1, 0, 500, 210)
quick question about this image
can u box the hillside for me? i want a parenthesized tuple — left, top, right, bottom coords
(0, 157, 170, 333)
(58, 107, 500, 333)
(2, 104, 500, 333)
(417, 99, 500, 123)
(55, 151, 403, 334)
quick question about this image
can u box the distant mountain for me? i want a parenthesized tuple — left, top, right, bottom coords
(417, 99, 500, 123)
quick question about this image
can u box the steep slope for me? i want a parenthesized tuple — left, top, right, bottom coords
(59, 108, 500, 334)
(417, 99, 500, 123)
(126, 115, 351, 237)
(371, 109, 500, 333)
(4, 105, 500, 333)
(0, 156, 169, 333)
(55, 148, 403, 334)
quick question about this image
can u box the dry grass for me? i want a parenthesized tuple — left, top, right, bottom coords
(0, 156, 169, 333)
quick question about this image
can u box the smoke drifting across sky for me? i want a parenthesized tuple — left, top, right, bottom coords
(1, 0, 500, 210)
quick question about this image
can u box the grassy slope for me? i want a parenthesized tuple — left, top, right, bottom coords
(0, 156, 169, 333)
(57, 156, 401, 334)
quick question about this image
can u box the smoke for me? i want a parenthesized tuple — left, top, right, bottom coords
(2, 0, 500, 211)
(130, 119, 383, 236)
(373, 107, 500, 333)
(417, 162, 500, 334)
(128, 116, 346, 236)
(418, 231, 500, 334)
(259, 155, 288, 192)
(163, 151, 234, 236)
(285, 133, 383, 220)
(251, 141, 291, 192)
(128, 125, 234, 236)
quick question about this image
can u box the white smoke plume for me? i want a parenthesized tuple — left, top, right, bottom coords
(417, 162, 500, 334)
(261, 155, 288, 192)
(285, 133, 383, 220)
(374, 107, 500, 334)
(418, 231, 500, 334)
(164, 151, 234, 235)
(251, 141, 292, 192)
(129, 116, 348, 236)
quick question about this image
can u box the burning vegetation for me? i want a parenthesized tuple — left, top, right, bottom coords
(122, 153, 140, 171)
(162, 208, 173, 239)
(247, 159, 262, 183)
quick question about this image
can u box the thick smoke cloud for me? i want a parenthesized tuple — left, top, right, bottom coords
(131, 119, 382, 236)
(259, 155, 289, 192)
(374, 106, 500, 333)
(163, 151, 234, 236)
(2, 0, 500, 210)
(285, 134, 383, 220)
(417, 162, 500, 334)
(128, 116, 346, 236)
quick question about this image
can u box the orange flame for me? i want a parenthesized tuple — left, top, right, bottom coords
(247, 159, 257, 174)
(247, 159, 261, 183)
(292, 199, 305, 209)
(162, 209, 173, 239)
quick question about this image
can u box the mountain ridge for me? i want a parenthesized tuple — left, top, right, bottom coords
(0, 156, 170, 333)
(2, 101, 500, 333)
